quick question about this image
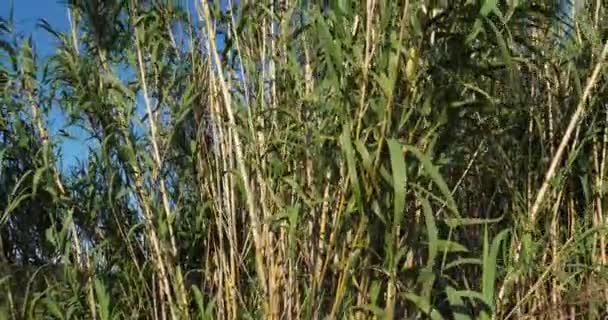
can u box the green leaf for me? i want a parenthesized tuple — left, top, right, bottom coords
(32, 166, 47, 198)
(354, 139, 373, 176)
(353, 305, 385, 317)
(466, 19, 483, 43)
(481, 228, 510, 320)
(417, 267, 436, 302)
(42, 297, 63, 319)
(402, 293, 443, 320)
(374, 72, 393, 99)
(404, 145, 460, 217)
(118, 145, 137, 169)
(444, 258, 482, 270)
(0, 148, 6, 172)
(19, 38, 36, 79)
(486, 19, 514, 88)
(388, 139, 407, 227)
(410, 11, 423, 37)
(451, 289, 493, 317)
(421, 197, 438, 268)
(480, 0, 497, 17)
(192, 286, 215, 320)
(340, 125, 361, 208)
(94, 279, 111, 320)
(315, 10, 343, 74)
(444, 215, 503, 229)
(446, 286, 473, 320)
(435, 240, 469, 253)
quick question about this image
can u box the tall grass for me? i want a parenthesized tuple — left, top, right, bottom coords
(1, 0, 608, 319)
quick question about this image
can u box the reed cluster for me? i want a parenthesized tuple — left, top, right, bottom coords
(1, 1, 608, 319)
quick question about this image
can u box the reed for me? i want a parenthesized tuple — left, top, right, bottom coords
(0, 1, 607, 319)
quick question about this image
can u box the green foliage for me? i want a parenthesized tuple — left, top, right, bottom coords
(1, 0, 608, 319)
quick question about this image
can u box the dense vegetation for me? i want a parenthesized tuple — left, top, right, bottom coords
(1, 0, 608, 319)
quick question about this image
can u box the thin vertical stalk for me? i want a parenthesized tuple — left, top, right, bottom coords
(131, 6, 189, 315)
(355, 0, 376, 139)
(198, 1, 269, 316)
(529, 40, 608, 227)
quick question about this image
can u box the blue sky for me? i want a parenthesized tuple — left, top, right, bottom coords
(1, 0, 89, 172)
(2, 0, 232, 172)
(1, 1, 68, 54)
